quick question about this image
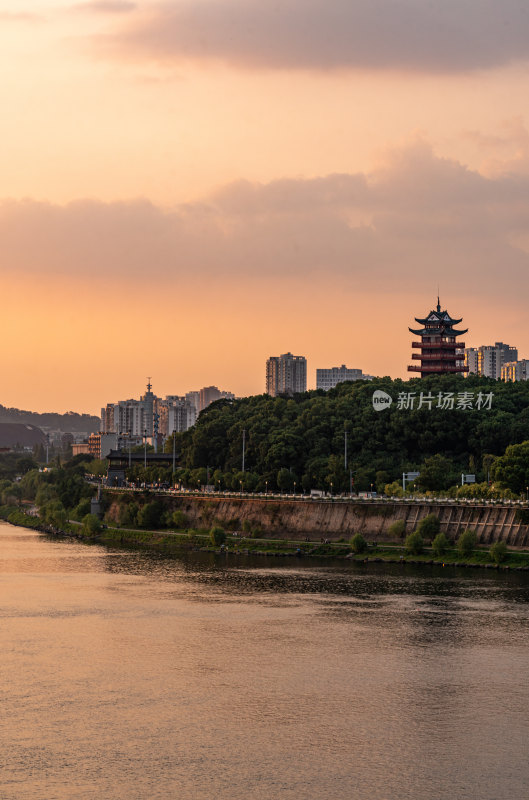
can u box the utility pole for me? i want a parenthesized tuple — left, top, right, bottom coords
(344, 429, 348, 469)
(172, 432, 176, 476)
(153, 412, 159, 454)
(242, 428, 246, 473)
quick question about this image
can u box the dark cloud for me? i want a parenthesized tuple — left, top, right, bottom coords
(97, 0, 529, 73)
(2, 143, 529, 302)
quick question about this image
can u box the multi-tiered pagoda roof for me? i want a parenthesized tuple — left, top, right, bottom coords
(408, 298, 468, 377)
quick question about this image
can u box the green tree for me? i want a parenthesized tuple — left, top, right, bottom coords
(137, 501, 164, 529)
(120, 501, 139, 527)
(405, 531, 424, 555)
(73, 498, 92, 521)
(416, 514, 441, 539)
(210, 525, 226, 546)
(42, 500, 67, 529)
(350, 533, 367, 554)
(490, 540, 507, 564)
(170, 510, 188, 529)
(457, 529, 477, 557)
(388, 519, 406, 539)
(432, 532, 449, 557)
(491, 441, 529, 494)
(277, 467, 294, 492)
(81, 513, 102, 536)
(417, 455, 457, 491)
(2, 483, 23, 506)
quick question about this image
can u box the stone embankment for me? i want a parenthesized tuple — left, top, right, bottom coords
(106, 493, 529, 547)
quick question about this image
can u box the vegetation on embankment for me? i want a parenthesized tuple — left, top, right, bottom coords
(103, 491, 529, 547)
(57, 524, 529, 569)
(3, 502, 529, 571)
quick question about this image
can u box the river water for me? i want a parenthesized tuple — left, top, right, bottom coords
(2, 522, 529, 799)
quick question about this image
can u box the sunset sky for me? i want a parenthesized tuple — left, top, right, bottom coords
(2, 0, 529, 413)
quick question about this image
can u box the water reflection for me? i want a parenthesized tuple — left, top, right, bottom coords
(2, 523, 529, 800)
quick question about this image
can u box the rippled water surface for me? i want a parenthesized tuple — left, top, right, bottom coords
(2, 522, 529, 799)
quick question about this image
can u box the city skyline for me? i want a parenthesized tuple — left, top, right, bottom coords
(2, 1, 529, 413)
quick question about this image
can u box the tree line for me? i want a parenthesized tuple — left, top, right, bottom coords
(164, 374, 529, 493)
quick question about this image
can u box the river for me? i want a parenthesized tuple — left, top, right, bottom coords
(2, 521, 529, 799)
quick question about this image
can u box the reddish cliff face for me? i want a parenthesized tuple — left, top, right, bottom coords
(106, 493, 529, 547)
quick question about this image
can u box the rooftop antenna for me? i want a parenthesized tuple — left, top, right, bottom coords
(147, 376, 152, 393)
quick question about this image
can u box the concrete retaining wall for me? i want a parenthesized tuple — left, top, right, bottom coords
(107, 493, 529, 547)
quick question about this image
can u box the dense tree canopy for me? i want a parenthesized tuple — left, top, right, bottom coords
(166, 375, 529, 491)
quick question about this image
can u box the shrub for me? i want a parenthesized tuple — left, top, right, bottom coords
(210, 525, 226, 546)
(405, 531, 424, 555)
(81, 513, 102, 536)
(41, 500, 67, 529)
(171, 510, 188, 529)
(350, 533, 367, 554)
(73, 498, 92, 521)
(490, 540, 508, 564)
(388, 519, 406, 539)
(137, 501, 164, 529)
(457, 529, 477, 557)
(432, 532, 449, 557)
(416, 514, 441, 539)
(120, 501, 139, 527)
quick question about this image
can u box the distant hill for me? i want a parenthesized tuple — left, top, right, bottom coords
(0, 404, 100, 433)
(171, 374, 529, 492)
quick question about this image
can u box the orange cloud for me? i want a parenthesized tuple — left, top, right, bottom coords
(3, 140, 529, 412)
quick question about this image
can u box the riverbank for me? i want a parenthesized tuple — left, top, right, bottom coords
(3, 504, 529, 571)
(105, 491, 529, 546)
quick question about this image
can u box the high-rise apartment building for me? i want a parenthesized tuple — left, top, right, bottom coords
(501, 360, 529, 382)
(185, 391, 200, 415)
(464, 348, 479, 374)
(465, 343, 518, 379)
(158, 396, 197, 434)
(266, 353, 307, 396)
(316, 365, 373, 390)
(198, 386, 235, 412)
(101, 382, 233, 439)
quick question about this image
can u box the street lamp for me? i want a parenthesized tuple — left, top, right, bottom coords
(294, 481, 296, 495)
(265, 480, 268, 495)
(330, 481, 333, 496)
(144, 429, 147, 469)
(240, 480, 243, 496)
(370, 482, 374, 496)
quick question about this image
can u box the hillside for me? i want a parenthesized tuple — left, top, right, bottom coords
(0, 404, 100, 433)
(168, 374, 529, 492)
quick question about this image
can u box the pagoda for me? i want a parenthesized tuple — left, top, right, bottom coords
(408, 298, 468, 377)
